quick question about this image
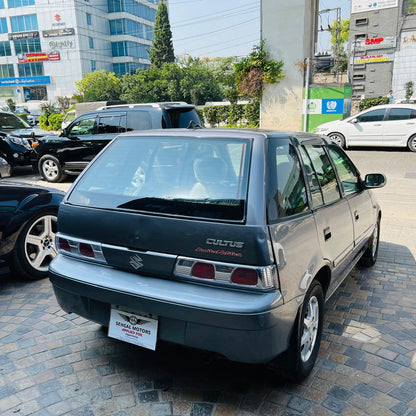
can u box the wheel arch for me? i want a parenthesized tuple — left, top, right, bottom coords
(312, 265, 331, 299)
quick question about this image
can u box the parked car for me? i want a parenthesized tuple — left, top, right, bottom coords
(32, 102, 202, 183)
(0, 111, 50, 172)
(49, 129, 386, 380)
(0, 182, 64, 280)
(315, 103, 416, 152)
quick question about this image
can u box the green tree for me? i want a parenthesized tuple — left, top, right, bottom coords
(75, 70, 121, 102)
(234, 40, 284, 101)
(120, 63, 182, 103)
(330, 18, 349, 72)
(180, 58, 223, 105)
(149, 2, 174, 68)
(120, 61, 223, 105)
(201, 57, 239, 104)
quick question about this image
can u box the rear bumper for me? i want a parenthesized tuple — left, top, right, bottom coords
(49, 255, 300, 363)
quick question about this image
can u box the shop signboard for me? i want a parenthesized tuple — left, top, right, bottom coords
(352, 0, 398, 13)
(18, 51, 60, 63)
(42, 28, 75, 37)
(401, 32, 416, 49)
(354, 36, 396, 51)
(0, 76, 51, 86)
(354, 53, 394, 64)
(8, 31, 39, 40)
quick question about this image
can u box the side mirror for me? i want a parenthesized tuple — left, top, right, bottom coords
(60, 128, 67, 137)
(363, 173, 386, 188)
(350, 118, 358, 124)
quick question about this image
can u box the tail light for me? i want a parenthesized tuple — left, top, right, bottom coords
(175, 257, 277, 290)
(56, 233, 106, 264)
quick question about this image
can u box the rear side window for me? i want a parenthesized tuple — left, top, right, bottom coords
(267, 140, 308, 221)
(299, 145, 341, 206)
(67, 136, 251, 222)
(387, 108, 416, 120)
(98, 115, 127, 134)
(166, 108, 201, 128)
(126, 111, 152, 130)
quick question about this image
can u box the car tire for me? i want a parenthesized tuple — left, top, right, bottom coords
(9, 210, 58, 280)
(268, 280, 324, 381)
(39, 155, 67, 182)
(328, 132, 346, 148)
(407, 135, 416, 152)
(358, 219, 380, 267)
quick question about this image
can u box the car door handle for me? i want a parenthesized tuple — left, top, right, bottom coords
(323, 227, 332, 241)
(373, 124, 382, 126)
(406, 122, 415, 125)
(354, 210, 359, 221)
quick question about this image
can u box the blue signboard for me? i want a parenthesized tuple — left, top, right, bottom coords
(322, 99, 344, 114)
(0, 76, 51, 86)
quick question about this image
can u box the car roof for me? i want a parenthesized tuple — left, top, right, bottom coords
(362, 103, 416, 110)
(116, 128, 328, 144)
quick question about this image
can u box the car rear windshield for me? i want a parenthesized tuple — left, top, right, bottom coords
(165, 108, 201, 128)
(67, 136, 251, 222)
(0, 113, 30, 129)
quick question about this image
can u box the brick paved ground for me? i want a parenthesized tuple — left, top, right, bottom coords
(0, 150, 415, 416)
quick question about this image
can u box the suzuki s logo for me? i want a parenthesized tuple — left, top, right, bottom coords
(206, 238, 244, 249)
(129, 254, 143, 270)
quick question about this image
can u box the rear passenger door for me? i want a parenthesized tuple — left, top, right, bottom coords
(327, 144, 376, 250)
(382, 107, 416, 146)
(299, 143, 354, 295)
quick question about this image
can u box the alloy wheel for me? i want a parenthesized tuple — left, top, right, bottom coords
(300, 295, 319, 363)
(24, 214, 58, 272)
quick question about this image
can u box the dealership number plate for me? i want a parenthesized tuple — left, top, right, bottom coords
(108, 308, 158, 350)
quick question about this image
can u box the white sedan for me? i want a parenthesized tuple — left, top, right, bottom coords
(315, 104, 416, 152)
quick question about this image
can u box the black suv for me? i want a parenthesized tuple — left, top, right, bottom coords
(33, 102, 202, 182)
(0, 111, 49, 172)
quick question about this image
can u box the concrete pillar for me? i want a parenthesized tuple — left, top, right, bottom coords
(260, 0, 317, 130)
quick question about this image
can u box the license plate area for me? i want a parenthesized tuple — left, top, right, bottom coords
(108, 307, 158, 350)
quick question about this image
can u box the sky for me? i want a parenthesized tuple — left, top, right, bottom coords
(168, 0, 351, 59)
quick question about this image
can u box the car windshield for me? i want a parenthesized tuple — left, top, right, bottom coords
(67, 136, 251, 221)
(0, 113, 30, 129)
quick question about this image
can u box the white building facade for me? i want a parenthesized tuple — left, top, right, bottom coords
(0, 0, 159, 104)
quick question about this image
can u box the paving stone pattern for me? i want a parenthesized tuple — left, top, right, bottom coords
(0, 150, 415, 415)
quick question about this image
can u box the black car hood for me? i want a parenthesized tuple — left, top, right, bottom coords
(8, 128, 51, 138)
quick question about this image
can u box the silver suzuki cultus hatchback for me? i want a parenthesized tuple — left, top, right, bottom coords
(49, 129, 386, 380)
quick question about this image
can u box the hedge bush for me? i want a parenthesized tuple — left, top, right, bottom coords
(202, 103, 259, 127)
(359, 96, 389, 111)
(39, 113, 65, 131)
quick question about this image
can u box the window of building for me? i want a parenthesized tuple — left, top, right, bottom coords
(9, 0, 35, 8)
(0, 0, 4, 8)
(0, 64, 14, 78)
(0, 41, 11, 57)
(10, 14, 38, 32)
(86, 13, 92, 25)
(88, 37, 94, 49)
(113, 62, 148, 76)
(267, 140, 308, 221)
(352, 84, 365, 91)
(0, 18, 7, 33)
(14, 38, 41, 54)
(108, 0, 156, 21)
(355, 18, 368, 26)
(111, 41, 148, 58)
(18, 62, 43, 77)
(91, 60, 96, 71)
(23, 85, 46, 101)
(110, 19, 153, 40)
(353, 74, 365, 80)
